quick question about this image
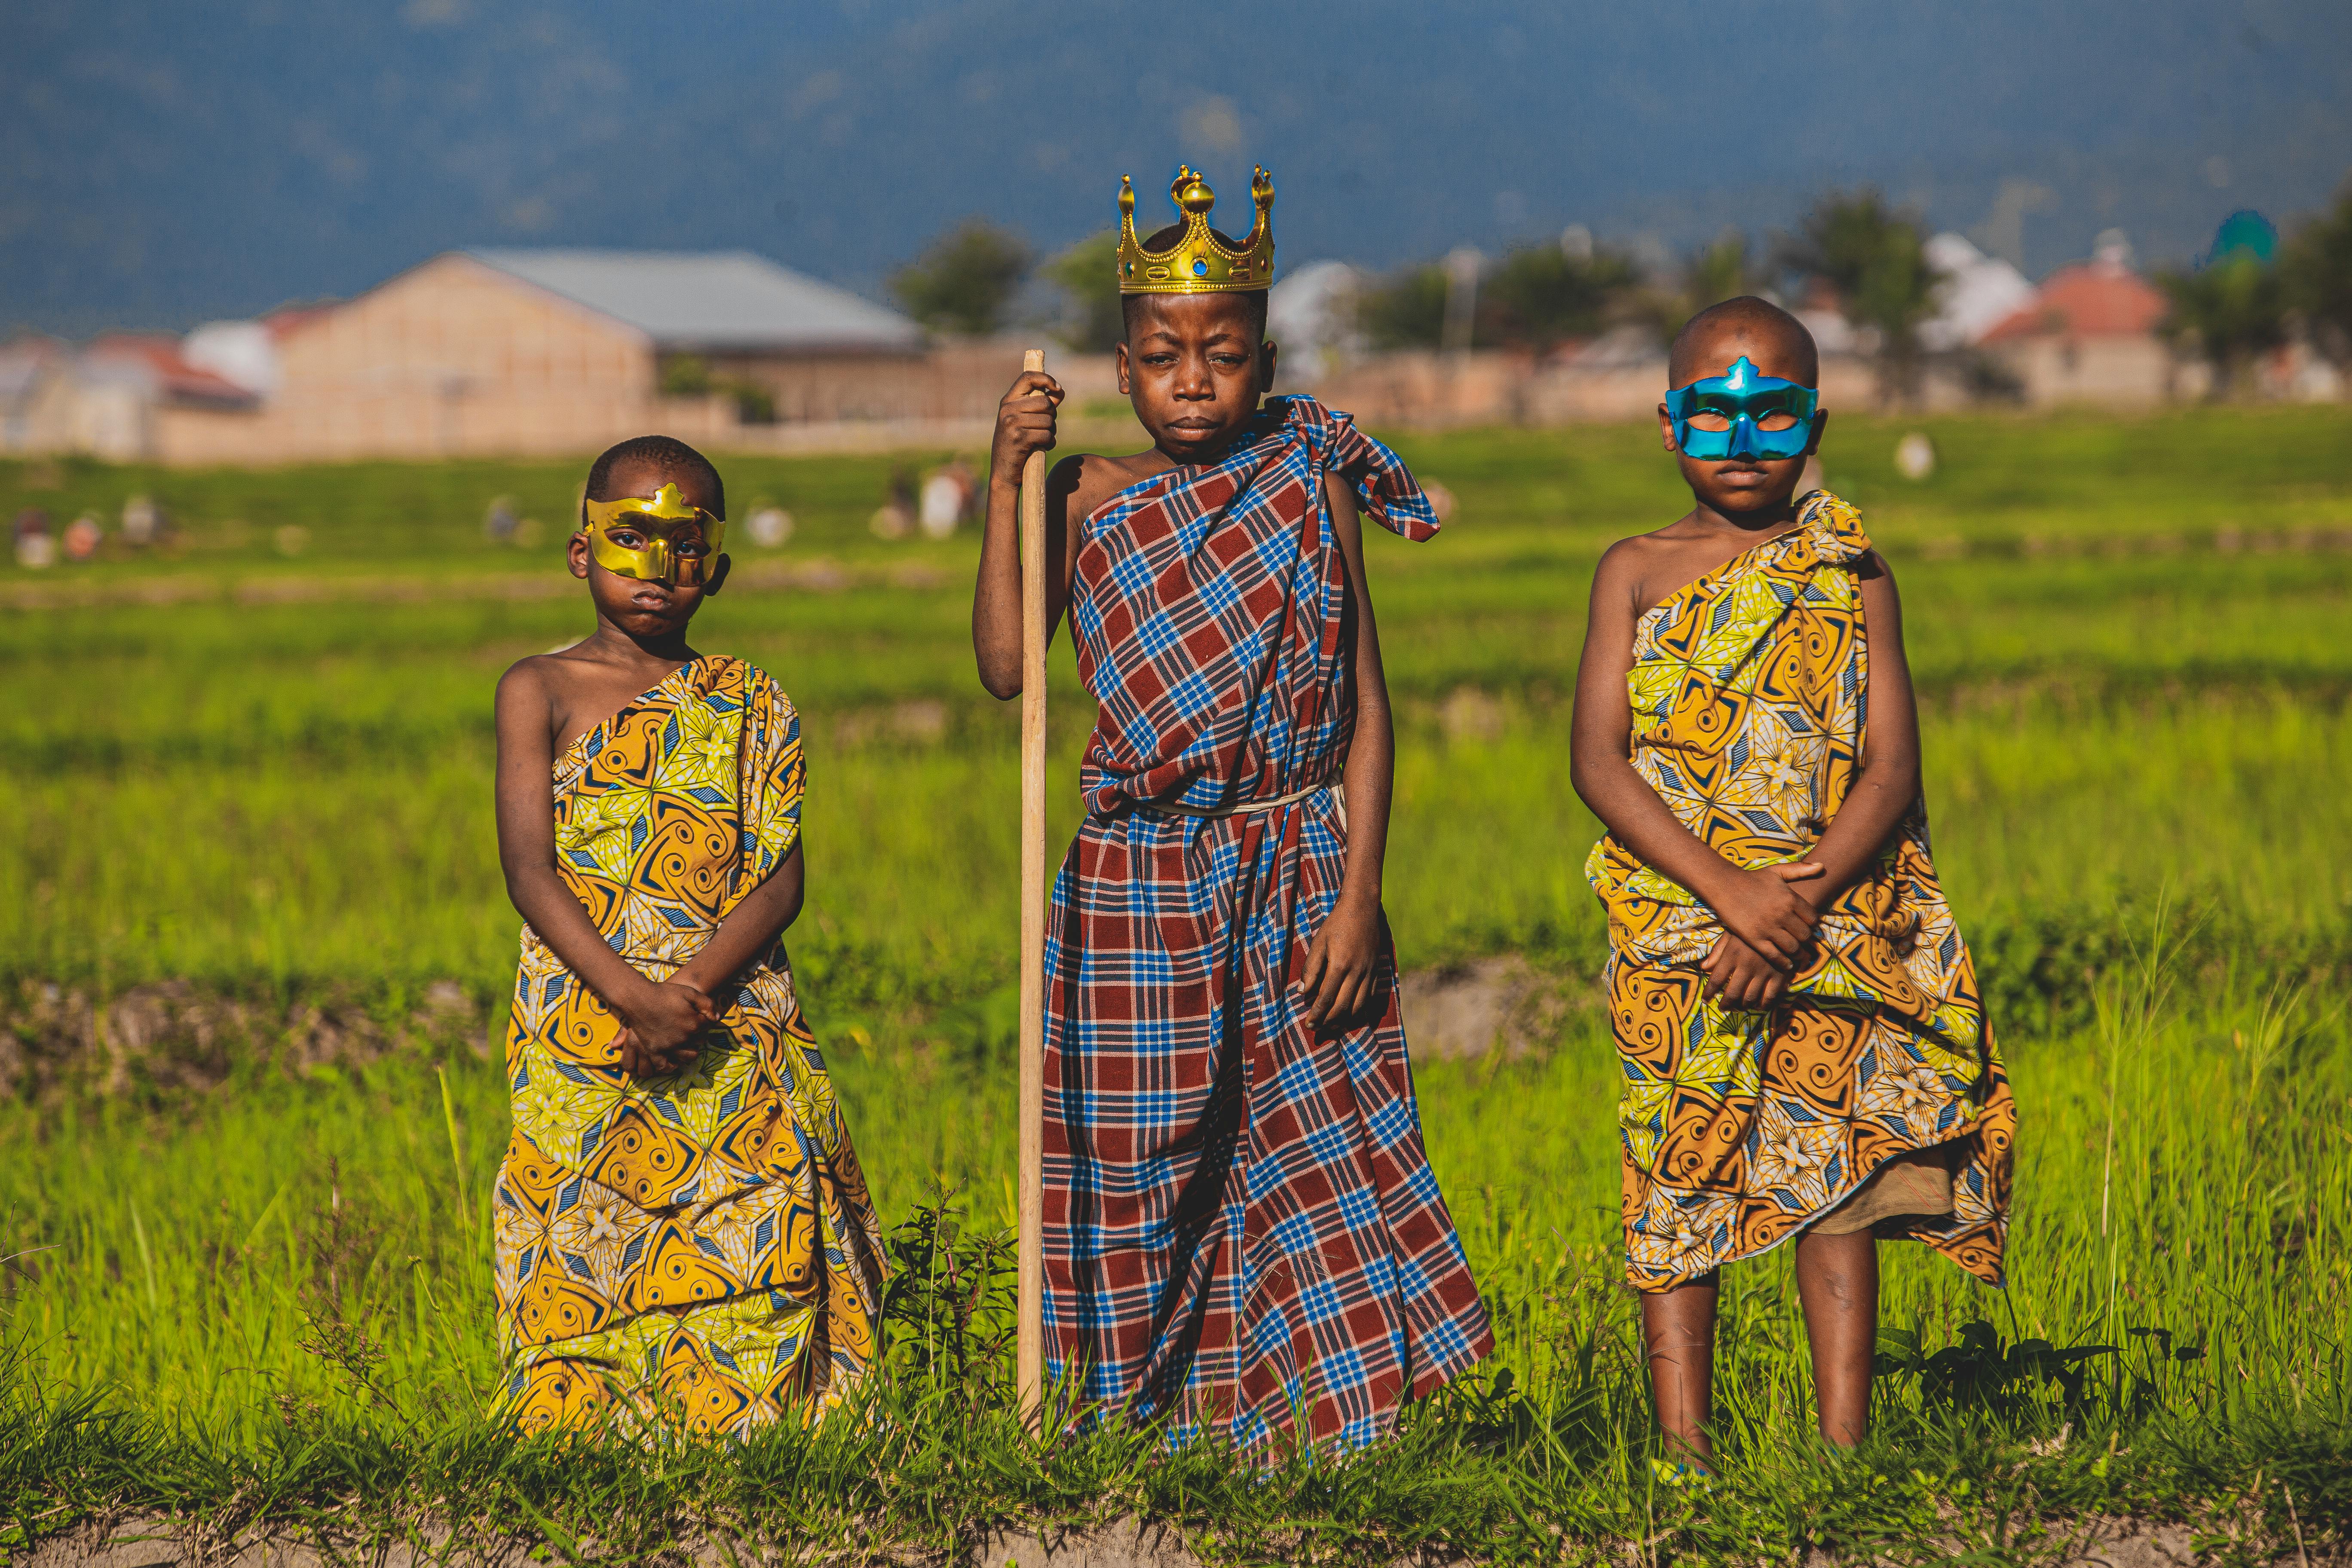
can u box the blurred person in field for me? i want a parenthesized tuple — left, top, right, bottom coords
(13, 507, 55, 570)
(975, 167, 1491, 1450)
(918, 456, 976, 539)
(1570, 300, 2014, 1476)
(489, 435, 884, 1436)
(63, 512, 103, 562)
(870, 463, 916, 540)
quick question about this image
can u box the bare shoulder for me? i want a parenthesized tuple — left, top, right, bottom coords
(1594, 533, 1658, 566)
(1050, 452, 1109, 502)
(493, 655, 564, 763)
(1058, 450, 1165, 528)
(1590, 533, 1662, 594)
(497, 652, 562, 702)
(1049, 453, 1106, 525)
(499, 647, 622, 724)
(1603, 510, 1706, 558)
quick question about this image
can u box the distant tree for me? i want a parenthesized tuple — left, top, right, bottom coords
(727, 381, 776, 424)
(1638, 230, 1763, 345)
(891, 219, 1033, 337)
(657, 352, 773, 423)
(1782, 189, 1939, 403)
(2283, 179, 2352, 368)
(2158, 250, 2288, 398)
(1684, 231, 1758, 314)
(1355, 263, 1451, 350)
(1478, 239, 1638, 355)
(658, 354, 713, 396)
(1044, 229, 1124, 353)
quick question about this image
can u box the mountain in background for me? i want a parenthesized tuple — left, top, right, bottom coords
(6, 0, 2349, 336)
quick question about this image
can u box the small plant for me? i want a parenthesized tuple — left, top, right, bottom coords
(879, 1198, 1017, 1410)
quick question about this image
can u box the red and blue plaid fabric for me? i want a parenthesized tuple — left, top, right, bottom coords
(1043, 395, 1491, 1450)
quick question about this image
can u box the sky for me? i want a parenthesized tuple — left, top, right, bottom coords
(6, 0, 2349, 336)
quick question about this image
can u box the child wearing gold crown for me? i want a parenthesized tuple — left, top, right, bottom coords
(974, 168, 1491, 1450)
(487, 435, 886, 1436)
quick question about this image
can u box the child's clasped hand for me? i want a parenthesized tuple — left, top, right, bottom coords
(1699, 862, 1823, 1006)
(614, 978, 719, 1078)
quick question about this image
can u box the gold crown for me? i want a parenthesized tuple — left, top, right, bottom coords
(1116, 165, 1275, 295)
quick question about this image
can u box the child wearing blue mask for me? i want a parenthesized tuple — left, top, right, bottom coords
(1568, 299, 2014, 1476)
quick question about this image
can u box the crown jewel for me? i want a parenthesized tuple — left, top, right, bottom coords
(1116, 165, 1275, 295)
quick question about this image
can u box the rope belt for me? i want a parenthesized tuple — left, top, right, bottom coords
(1129, 781, 1339, 818)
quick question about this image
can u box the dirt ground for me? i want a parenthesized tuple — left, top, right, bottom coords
(20, 1509, 2327, 1568)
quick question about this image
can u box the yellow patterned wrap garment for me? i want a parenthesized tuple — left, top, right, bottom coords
(1585, 493, 2014, 1292)
(493, 655, 886, 1435)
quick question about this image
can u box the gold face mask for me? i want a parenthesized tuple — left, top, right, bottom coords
(582, 483, 726, 587)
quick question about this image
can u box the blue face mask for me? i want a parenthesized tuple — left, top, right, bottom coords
(1664, 355, 1822, 461)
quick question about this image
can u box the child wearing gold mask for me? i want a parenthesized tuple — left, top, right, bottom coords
(486, 435, 885, 1436)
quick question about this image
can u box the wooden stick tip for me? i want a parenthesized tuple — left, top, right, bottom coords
(1023, 348, 1046, 373)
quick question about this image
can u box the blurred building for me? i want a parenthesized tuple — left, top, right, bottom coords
(1526, 324, 1671, 423)
(0, 338, 67, 454)
(147, 249, 949, 463)
(1267, 260, 1366, 386)
(1979, 232, 2177, 406)
(471, 249, 936, 425)
(1283, 312, 1891, 429)
(1919, 233, 2037, 352)
(9, 250, 1116, 465)
(1789, 276, 1868, 360)
(1, 333, 257, 459)
(21, 230, 2334, 463)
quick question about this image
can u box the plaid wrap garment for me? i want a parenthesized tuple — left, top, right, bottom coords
(1043, 395, 1493, 1450)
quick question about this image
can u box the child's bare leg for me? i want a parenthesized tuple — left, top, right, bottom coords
(1794, 1228, 1877, 1445)
(1641, 1272, 1718, 1465)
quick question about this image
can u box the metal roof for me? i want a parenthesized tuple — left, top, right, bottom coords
(466, 249, 925, 354)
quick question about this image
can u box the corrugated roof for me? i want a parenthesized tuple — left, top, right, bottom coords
(467, 249, 925, 353)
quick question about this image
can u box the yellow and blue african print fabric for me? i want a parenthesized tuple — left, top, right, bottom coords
(493, 655, 885, 1435)
(1586, 493, 2014, 1291)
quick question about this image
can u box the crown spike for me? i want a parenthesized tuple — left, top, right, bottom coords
(1242, 166, 1274, 252)
(1117, 162, 1276, 295)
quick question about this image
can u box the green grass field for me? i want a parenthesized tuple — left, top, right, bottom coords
(4, 406, 2350, 1564)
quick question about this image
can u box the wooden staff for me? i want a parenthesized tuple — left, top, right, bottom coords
(1016, 346, 1049, 1427)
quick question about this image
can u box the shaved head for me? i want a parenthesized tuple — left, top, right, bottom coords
(1668, 295, 1819, 388)
(584, 434, 725, 516)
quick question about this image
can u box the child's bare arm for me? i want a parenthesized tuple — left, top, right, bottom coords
(1569, 543, 1822, 971)
(1798, 555, 1921, 906)
(1300, 472, 1391, 1031)
(494, 660, 714, 1075)
(974, 371, 1080, 698)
